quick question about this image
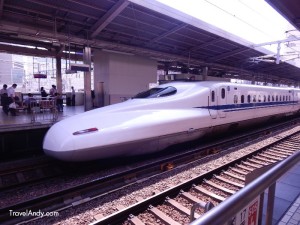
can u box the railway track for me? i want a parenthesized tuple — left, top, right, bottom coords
(0, 121, 299, 224)
(94, 130, 300, 225)
(0, 156, 63, 190)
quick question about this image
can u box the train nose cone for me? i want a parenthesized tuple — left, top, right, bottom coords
(43, 123, 75, 161)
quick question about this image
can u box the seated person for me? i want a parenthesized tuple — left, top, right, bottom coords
(23, 93, 37, 112)
(8, 97, 17, 116)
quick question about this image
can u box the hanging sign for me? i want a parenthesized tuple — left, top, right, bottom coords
(33, 73, 47, 78)
(70, 63, 90, 72)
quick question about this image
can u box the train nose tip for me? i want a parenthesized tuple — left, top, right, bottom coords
(43, 124, 75, 161)
(44, 148, 74, 161)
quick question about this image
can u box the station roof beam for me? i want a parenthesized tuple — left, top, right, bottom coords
(0, 0, 3, 19)
(0, 0, 300, 83)
(266, 0, 300, 31)
(90, 0, 129, 39)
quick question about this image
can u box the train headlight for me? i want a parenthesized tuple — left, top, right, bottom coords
(73, 128, 98, 135)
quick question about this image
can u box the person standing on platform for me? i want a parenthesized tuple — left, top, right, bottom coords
(41, 87, 48, 100)
(7, 83, 17, 98)
(71, 86, 75, 106)
(91, 90, 95, 108)
(0, 84, 7, 96)
(49, 85, 57, 97)
(0, 84, 7, 106)
(0, 84, 8, 113)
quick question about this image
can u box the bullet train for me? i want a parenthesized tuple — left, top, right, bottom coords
(43, 81, 300, 161)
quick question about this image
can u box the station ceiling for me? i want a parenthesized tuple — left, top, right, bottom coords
(266, 0, 300, 31)
(0, 0, 300, 83)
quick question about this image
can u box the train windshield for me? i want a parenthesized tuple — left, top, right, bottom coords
(133, 86, 177, 98)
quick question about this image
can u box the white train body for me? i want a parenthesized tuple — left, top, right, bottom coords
(43, 81, 300, 161)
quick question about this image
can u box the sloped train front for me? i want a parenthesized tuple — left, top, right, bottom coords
(43, 81, 300, 161)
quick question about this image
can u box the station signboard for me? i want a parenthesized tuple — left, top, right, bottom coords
(33, 73, 47, 78)
(70, 63, 90, 72)
(227, 197, 260, 225)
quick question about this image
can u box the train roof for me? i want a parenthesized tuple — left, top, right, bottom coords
(161, 81, 299, 91)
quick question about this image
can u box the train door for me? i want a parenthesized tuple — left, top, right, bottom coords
(290, 90, 295, 111)
(217, 86, 227, 118)
(209, 89, 217, 119)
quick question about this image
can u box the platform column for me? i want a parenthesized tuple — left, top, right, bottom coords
(83, 46, 92, 111)
(202, 67, 208, 80)
(56, 56, 62, 94)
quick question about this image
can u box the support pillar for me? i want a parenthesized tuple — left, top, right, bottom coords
(96, 82, 104, 107)
(251, 76, 256, 85)
(203, 67, 208, 81)
(83, 46, 92, 111)
(56, 56, 62, 94)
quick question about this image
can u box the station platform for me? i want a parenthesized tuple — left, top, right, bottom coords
(0, 105, 85, 129)
(276, 161, 300, 225)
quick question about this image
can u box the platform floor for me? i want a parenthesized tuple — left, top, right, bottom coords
(0, 105, 84, 127)
(276, 162, 300, 225)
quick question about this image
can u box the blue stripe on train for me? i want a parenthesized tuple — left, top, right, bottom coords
(195, 101, 299, 112)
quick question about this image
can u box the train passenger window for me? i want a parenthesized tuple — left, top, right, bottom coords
(283, 96, 285, 101)
(280, 96, 282, 101)
(286, 95, 288, 101)
(221, 88, 226, 99)
(234, 95, 238, 104)
(289, 96, 291, 101)
(247, 95, 251, 103)
(253, 95, 256, 102)
(276, 96, 278, 101)
(263, 95, 266, 102)
(133, 86, 177, 98)
(258, 95, 261, 102)
(272, 96, 275, 101)
(241, 95, 244, 103)
(268, 95, 270, 102)
(211, 91, 215, 102)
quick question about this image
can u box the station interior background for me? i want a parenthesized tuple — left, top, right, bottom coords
(0, 52, 92, 95)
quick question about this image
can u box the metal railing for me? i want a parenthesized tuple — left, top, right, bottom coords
(29, 99, 58, 123)
(190, 150, 300, 225)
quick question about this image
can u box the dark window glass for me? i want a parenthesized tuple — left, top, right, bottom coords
(268, 95, 270, 102)
(241, 95, 244, 103)
(221, 88, 225, 99)
(253, 95, 256, 102)
(211, 91, 215, 102)
(133, 86, 177, 99)
(247, 95, 251, 103)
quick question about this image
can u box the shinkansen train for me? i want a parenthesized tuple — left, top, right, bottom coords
(43, 81, 300, 161)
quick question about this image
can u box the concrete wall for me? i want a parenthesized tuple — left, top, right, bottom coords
(93, 50, 157, 106)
